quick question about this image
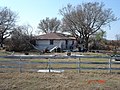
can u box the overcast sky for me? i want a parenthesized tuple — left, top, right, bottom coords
(0, 0, 120, 40)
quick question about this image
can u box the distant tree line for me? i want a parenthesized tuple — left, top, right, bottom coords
(0, 2, 119, 52)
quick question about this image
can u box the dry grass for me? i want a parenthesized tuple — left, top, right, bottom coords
(0, 72, 120, 90)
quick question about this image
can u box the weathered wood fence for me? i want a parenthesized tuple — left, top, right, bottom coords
(0, 55, 120, 73)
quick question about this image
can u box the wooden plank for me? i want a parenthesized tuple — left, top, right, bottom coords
(0, 55, 111, 59)
(36, 67, 120, 70)
(0, 61, 111, 65)
(31, 61, 109, 64)
(0, 66, 19, 68)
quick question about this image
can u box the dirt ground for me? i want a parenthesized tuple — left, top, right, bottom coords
(0, 72, 120, 90)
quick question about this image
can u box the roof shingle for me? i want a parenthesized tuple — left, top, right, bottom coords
(36, 33, 75, 40)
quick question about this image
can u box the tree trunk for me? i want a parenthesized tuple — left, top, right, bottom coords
(85, 37, 89, 52)
(0, 36, 4, 48)
(0, 39, 4, 48)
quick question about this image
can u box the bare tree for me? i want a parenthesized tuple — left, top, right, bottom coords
(114, 34, 120, 54)
(10, 25, 33, 51)
(60, 2, 117, 51)
(115, 34, 120, 41)
(0, 7, 17, 47)
(90, 30, 107, 50)
(38, 17, 61, 34)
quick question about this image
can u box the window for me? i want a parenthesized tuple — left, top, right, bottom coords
(50, 40, 54, 45)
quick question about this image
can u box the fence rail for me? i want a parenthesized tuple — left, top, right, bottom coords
(0, 55, 120, 73)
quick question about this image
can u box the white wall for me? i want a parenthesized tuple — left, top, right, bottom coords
(36, 39, 76, 51)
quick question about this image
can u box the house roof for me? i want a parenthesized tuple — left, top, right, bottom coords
(35, 33, 75, 40)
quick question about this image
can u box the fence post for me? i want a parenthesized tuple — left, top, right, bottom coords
(19, 56, 22, 73)
(78, 58, 81, 73)
(109, 58, 112, 73)
(48, 58, 51, 72)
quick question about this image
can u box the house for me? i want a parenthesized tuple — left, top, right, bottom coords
(35, 33, 77, 52)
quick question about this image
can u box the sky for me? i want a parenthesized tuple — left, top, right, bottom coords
(0, 0, 120, 40)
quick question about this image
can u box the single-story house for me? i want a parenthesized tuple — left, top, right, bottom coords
(35, 32, 77, 52)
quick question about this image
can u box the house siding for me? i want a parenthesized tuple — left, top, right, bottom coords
(36, 39, 76, 51)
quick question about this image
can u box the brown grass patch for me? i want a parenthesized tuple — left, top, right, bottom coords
(0, 72, 120, 90)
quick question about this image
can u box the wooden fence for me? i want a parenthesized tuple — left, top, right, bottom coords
(0, 55, 120, 73)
